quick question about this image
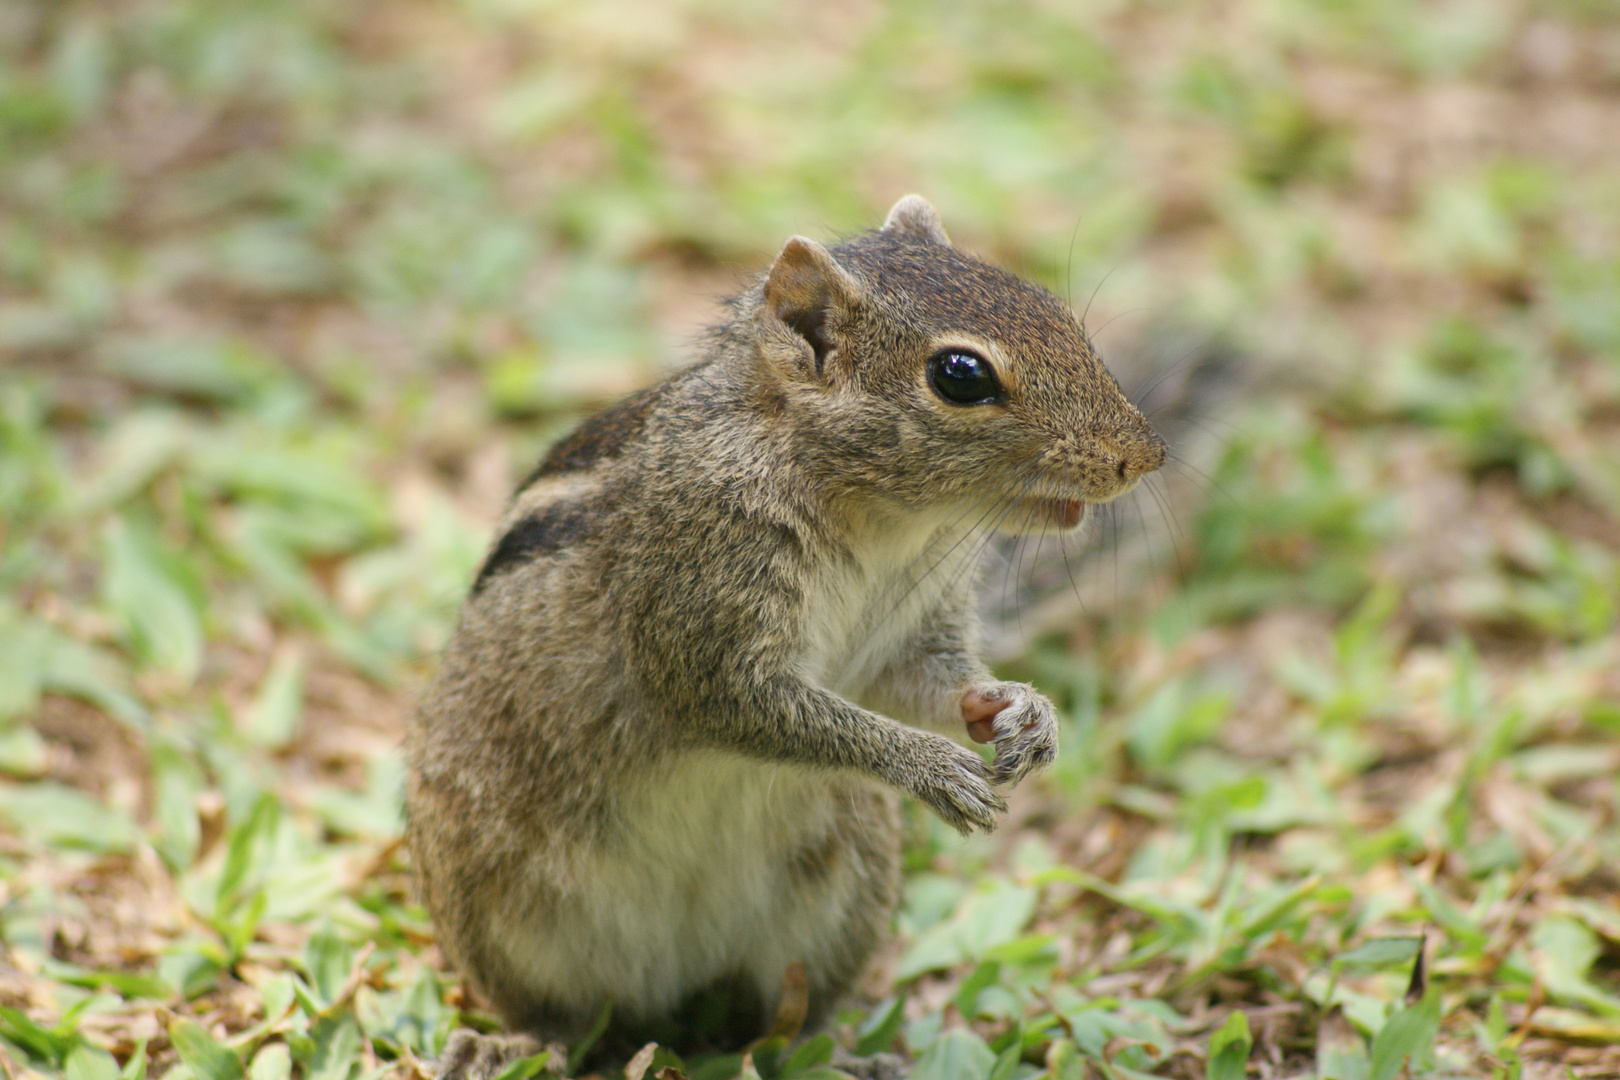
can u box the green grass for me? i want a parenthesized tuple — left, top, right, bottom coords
(4, 0, 1620, 1077)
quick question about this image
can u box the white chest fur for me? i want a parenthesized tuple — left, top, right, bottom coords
(800, 514, 964, 696)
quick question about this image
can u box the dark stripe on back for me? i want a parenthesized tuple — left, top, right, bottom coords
(517, 383, 664, 491)
(471, 501, 595, 595)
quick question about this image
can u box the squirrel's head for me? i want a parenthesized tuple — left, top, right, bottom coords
(754, 195, 1166, 534)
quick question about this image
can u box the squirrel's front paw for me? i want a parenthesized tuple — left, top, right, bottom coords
(962, 682, 1058, 787)
(905, 733, 1007, 835)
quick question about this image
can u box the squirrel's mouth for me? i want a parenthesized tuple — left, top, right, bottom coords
(1009, 496, 1085, 531)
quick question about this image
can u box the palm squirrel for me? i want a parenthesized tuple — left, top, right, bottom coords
(406, 196, 1166, 1074)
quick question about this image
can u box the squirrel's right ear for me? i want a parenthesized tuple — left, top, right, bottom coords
(764, 236, 864, 373)
(881, 195, 951, 246)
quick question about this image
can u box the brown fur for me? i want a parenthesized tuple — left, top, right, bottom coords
(406, 196, 1165, 1076)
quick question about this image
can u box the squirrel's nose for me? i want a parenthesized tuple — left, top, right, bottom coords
(1113, 427, 1167, 482)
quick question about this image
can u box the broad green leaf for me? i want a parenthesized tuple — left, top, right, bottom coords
(218, 794, 281, 911)
(398, 967, 447, 1055)
(98, 337, 275, 403)
(1332, 938, 1422, 972)
(0, 782, 139, 853)
(151, 739, 204, 871)
(854, 996, 904, 1057)
(306, 752, 404, 838)
(0, 724, 47, 777)
(169, 1018, 245, 1080)
(687, 1054, 743, 1080)
(250, 1043, 291, 1080)
(61, 994, 121, 1031)
(1206, 1012, 1251, 1080)
(66, 1045, 121, 1080)
(122, 1039, 148, 1080)
(1128, 680, 1231, 772)
(491, 1053, 551, 1080)
(779, 1033, 834, 1078)
(159, 948, 225, 1002)
(1530, 915, 1620, 1014)
(0, 1005, 71, 1065)
(0, 603, 146, 731)
(1316, 1014, 1369, 1080)
(261, 851, 349, 923)
(259, 974, 296, 1022)
(244, 647, 304, 750)
(1043, 1039, 1084, 1080)
(220, 890, 267, 961)
(954, 961, 1000, 1019)
(45, 961, 174, 1000)
(188, 437, 386, 540)
(1367, 990, 1440, 1080)
(305, 1016, 362, 1080)
(304, 925, 354, 1006)
(37, 629, 149, 731)
(986, 1023, 1022, 1080)
(912, 1027, 995, 1080)
(0, 604, 49, 722)
(101, 518, 204, 683)
(67, 409, 190, 515)
(897, 878, 1036, 978)
(1519, 1007, 1620, 1042)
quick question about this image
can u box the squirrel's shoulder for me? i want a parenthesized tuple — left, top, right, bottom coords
(516, 380, 669, 492)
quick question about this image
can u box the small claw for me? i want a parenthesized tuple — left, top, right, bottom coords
(932, 772, 1004, 834)
(988, 694, 1058, 787)
(913, 733, 1010, 833)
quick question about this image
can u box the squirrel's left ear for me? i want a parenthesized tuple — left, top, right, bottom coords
(764, 236, 864, 374)
(881, 195, 951, 246)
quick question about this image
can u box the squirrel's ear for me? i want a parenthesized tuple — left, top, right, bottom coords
(880, 195, 951, 246)
(764, 236, 863, 372)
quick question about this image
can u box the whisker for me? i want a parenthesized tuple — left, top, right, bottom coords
(834, 484, 1018, 676)
(1065, 219, 1083, 317)
(1081, 266, 1117, 330)
(1020, 525, 1049, 644)
(1058, 526, 1090, 619)
(889, 470, 1043, 613)
(1166, 453, 1236, 506)
(1133, 493, 1160, 584)
(1141, 473, 1184, 544)
(1129, 336, 1213, 410)
(833, 465, 1053, 687)
(1087, 307, 1145, 344)
(1146, 410, 1245, 443)
(1108, 500, 1121, 611)
(1141, 477, 1186, 579)
(1001, 533, 1023, 629)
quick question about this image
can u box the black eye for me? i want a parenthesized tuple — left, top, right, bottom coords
(927, 350, 1003, 405)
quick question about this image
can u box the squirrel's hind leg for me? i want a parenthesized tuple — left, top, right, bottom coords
(432, 1031, 554, 1080)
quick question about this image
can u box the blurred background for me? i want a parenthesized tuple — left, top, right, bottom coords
(3, 0, 1619, 1077)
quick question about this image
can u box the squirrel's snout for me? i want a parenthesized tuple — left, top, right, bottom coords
(1116, 427, 1168, 481)
(1050, 424, 1167, 500)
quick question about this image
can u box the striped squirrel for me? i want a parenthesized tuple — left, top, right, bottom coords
(406, 196, 1166, 1075)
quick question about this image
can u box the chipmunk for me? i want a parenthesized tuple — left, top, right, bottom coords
(406, 196, 1166, 1077)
